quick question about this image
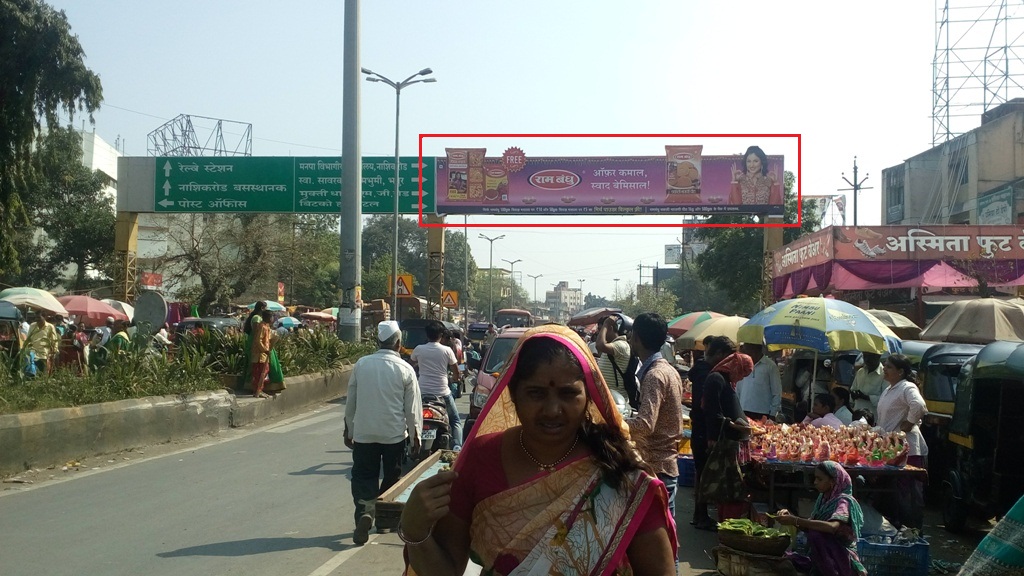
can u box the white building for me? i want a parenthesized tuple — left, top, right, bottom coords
(545, 280, 583, 323)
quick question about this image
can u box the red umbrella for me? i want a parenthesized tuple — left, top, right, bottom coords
(57, 295, 129, 327)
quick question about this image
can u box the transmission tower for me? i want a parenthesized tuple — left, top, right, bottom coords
(933, 0, 1024, 145)
(147, 114, 253, 157)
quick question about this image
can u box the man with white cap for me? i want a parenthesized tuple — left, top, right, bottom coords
(93, 316, 114, 348)
(344, 321, 422, 546)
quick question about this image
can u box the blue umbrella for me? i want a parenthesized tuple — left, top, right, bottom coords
(738, 297, 902, 354)
(275, 316, 301, 329)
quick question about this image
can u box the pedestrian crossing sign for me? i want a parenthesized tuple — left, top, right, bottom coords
(441, 290, 458, 309)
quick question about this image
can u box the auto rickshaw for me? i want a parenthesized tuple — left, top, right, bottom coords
(915, 342, 983, 496)
(943, 340, 1024, 532)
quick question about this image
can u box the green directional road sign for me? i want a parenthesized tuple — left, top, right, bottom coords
(154, 156, 435, 214)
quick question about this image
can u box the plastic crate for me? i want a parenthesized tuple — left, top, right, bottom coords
(677, 455, 695, 487)
(856, 538, 929, 576)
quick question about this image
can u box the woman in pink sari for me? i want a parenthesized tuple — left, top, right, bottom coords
(401, 325, 678, 576)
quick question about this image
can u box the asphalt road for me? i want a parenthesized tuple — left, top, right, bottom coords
(0, 393, 985, 576)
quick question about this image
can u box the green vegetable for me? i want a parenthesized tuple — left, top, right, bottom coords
(716, 518, 788, 538)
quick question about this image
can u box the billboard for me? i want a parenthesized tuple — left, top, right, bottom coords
(834, 226, 1024, 260)
(978, 186, 1014, 225)
(436, 145, 784, 216)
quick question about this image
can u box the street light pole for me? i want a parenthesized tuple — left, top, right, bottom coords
(578, 278, 586, 312)
(362, 66, 436, 317)
(502, 258, 522, 308)
(528, 273, 543, 307)
(478, 233, 504, 322)
(613, 278, 620, 300)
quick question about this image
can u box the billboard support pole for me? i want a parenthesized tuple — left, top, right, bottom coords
(338, 0, 362, 342)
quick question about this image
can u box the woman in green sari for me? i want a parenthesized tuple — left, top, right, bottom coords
(243, 301, 285, 395)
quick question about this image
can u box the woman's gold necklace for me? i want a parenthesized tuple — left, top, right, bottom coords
(519, 429, 579, 472)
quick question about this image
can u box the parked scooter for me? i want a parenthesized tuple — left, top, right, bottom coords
(418, 395, 451, 458)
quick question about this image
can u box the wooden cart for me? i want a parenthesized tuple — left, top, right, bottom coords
(375, 451, 445, 531)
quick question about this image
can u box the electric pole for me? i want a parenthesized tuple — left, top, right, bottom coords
(839, 156, 872, 227)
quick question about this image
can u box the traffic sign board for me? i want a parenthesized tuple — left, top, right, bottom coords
(394, 274, 414, 297)
(441, 290, 458, 309)
(154, 156, 434, 214)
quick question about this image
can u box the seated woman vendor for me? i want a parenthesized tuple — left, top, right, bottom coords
(774, 461, 867, 576)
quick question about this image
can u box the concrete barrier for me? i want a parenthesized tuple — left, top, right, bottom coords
(0, 366, 352, 477)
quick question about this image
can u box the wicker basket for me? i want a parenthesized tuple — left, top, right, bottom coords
(713, 546, 798, 576)
(718, 531, 791, 557)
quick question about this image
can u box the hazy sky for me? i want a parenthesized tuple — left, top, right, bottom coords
(49, 1, 941, 301)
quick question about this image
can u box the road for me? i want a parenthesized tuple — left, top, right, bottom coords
(0, 394, 983, 576)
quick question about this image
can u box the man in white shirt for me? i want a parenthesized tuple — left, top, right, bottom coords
(410, 321, 462, 450)
(596, 315, 633, 391)
(850, 352, 884, 414)
(344, 321, 422, 546)
(93, 316, 114, 347)
(736, 343, 782, 421)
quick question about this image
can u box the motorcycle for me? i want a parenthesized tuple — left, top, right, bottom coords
(418, 394, 451, 458)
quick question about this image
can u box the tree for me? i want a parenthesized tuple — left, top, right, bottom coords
(273, 215, 341, 307)
(616, 287, 680, 320)
(0, 0, 103, 276)
(693, 171, 820, 312)
(584, 293, 612, 308)
(658, 263, 740, 315)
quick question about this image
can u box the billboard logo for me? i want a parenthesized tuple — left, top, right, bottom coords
(529, 169, 580, 190)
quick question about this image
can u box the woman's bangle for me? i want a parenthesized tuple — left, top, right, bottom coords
(397, 523, 433, 545)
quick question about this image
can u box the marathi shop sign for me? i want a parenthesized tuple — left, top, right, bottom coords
(436, 145, 785, 216)
(154, 156, 434, 214)
(835, 226, 1024, 261)
(773, 227, 834, 276)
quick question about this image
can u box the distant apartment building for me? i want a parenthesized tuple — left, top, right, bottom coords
(882, 99, 1024, 226)
(545, 281, 583, 322)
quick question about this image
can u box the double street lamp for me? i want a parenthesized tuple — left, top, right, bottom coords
(478, 233, 505, 322)
(502, 258, 522, 308)
(362, 66, 436, 315)
(578, 278, 586, 313)
(528, 273, 543, 307)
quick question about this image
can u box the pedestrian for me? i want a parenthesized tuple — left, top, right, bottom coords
(877, 353, 928, 530)
(595, 314, 633, 393)
(689, 334, 722, 530)
(850, 352, 884, 415)
(700, 341, 754, 522)
(958, 492, 1024, 575)
(93, 316, 114, 348)
(249, 310, 273, 398)
(400, 325, 677, 575)
(409, 321, 462, 450)
(736, 342, 781, 421)
(832, 387, 854, 425)
(344, 321, 421, 546)
(106, 320, 130, 354)
(25, 313, 59, 375)
(625, 313, 685, 524)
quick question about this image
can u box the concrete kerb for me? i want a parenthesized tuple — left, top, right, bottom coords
(0, 366, 352, 477)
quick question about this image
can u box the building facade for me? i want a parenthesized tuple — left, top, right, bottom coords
(545, 280, 583, 323)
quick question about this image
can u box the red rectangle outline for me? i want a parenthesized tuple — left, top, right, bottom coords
(417, 134, 801, 229)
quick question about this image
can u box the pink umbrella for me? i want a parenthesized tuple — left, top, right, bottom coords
(57, 295, 129, 327)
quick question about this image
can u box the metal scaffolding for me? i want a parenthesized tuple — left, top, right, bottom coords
(933, 0, 1024, 145)
(147, 114, 253, 157)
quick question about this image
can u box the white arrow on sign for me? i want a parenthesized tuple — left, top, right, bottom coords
(412, 176, 429, 183)
(163, 160, 172, 177)
(158, 199, 175, 208)
(163, 180, 171, 196)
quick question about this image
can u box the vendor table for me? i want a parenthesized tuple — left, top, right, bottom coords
(752, 460, 928, 510)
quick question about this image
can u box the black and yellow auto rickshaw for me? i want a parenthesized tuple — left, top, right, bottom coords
(943, 340, 1024, 532)
(915, 342, 983, 496)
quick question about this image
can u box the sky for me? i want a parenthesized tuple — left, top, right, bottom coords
(48, 0, 944, 302)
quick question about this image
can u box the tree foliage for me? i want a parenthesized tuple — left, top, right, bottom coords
(615, 287, 680, 321)
(0, 0, 103, 276)
(693, 171, 820, 313)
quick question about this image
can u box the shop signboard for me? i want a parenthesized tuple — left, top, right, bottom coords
(773, 227, 834, 276)
(436, 146, 785, 216)
(154, 156, 434, 214)
(833, 225, 1024, 260)
(978, 186, 1014, 225)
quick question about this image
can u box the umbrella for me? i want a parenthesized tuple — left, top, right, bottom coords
(919, 298, 1024, 344)
(300, 311, 335, 321)
(320, 307, 339, 317)
(567, 306, 622, 327)
(275, 316, 301, 329)
(57, 295, 129, 327)
(667, 311, 724, 337)
(866, 309, 921, 339)
(737, 297, 901, 354)
(101, 299, 135, 321)
(677, 316, 749, 350)
(0, 287, 69, 316)
(247, 301, 286, 312)
(0, 301, 23, 321)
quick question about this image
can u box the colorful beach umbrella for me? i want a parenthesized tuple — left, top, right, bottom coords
(677, 316, 749, 350)
(320, 307, 340, 317)
(0, 287, 69, 316)
(667, 311, 724, 337)
(738, 297, 901, 354)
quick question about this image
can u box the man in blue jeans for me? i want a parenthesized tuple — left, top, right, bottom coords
(410, 321, 463, 450)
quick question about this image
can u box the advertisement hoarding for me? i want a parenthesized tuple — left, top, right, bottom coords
(436, 146, 784, 216)
(978, 186, 1014, 225)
